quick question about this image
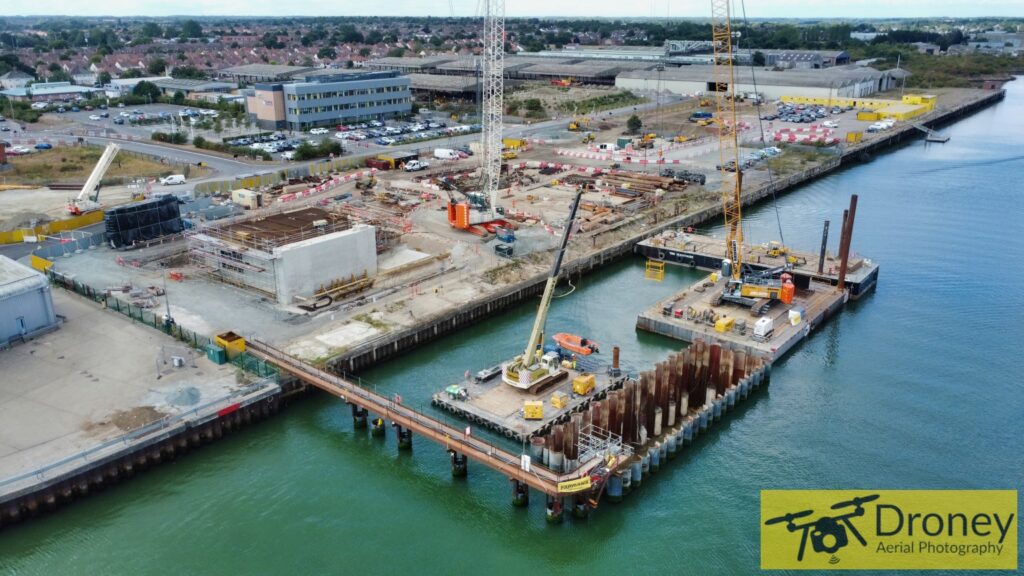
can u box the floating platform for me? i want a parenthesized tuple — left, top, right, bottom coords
(634, 231, 879, 299)
(431, 365, 627, 442)
(637, 276, 846, 363)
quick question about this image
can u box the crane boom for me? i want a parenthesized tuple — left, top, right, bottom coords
(480, 0, 505, 219)
(710, 0, 743, 279)
(78, 143, 121, 203)
(520, 190, 584, 362)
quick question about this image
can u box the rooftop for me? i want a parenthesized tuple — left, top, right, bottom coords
(406, 73, 479, 92)
(1, 82, 99, 98)
(365, 56, 458, 69)
(218, 64, 315, 78)
(0, 256, 46, 300)
(619, 64, 888, 88)
(153, 78, 237, 91)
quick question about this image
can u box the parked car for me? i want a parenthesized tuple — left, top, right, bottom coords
(113, 118, 125, 124)
(159, 174, 187, 185)
(89, 114, 102, 121)
(310, 127, 329, 135)
(35, 143, 53, 150)
(100, 111, 110, 118)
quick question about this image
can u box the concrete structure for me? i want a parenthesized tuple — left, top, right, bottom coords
(913, 42, 942, 55)
(0, 82, 101, 102)
(218, 64, 315, 83)
(0, 70, 34, 90)
(246, 70, 410, 131)
(0, 256, 58, 346)
(104, 76, 171, 96)
(363, 56, 458, 74)
(152, 78, 237, 97)
(187, 207, 377, 305)
(406, 73, 480, 102)
(616, 65, 899, 100)
(765, 50, 850, 69)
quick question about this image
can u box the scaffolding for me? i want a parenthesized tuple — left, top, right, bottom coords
(577, 425, 633, 469)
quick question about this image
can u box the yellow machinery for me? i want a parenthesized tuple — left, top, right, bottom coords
(501, 150, 518, 160)
(714, 316, 735, 333)
(215, 331, 246, 359)
(524, 400, 544, 420)
(572, 374, 596, 395)
(645, 259, 665, 281)
(673, 135, 691, 143)
(551, 392, 569, 409)
(766, 241, 788, 258)
(568, 116, 590, 131)
(581, 132, 595, 144)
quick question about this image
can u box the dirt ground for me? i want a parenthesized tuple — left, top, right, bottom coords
(5, 145, 198, 185)
(506, 82, 644, 121)
(0, 183, 139, 227)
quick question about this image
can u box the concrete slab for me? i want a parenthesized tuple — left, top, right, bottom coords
(0, 289, 242, 482)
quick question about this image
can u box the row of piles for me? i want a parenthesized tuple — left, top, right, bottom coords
(535, 339, 766, 473)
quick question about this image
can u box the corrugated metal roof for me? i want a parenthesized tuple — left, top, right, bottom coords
(0, 256, 47, 300)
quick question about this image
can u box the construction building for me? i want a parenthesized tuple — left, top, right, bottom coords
(406, 74, 480, 104)
(0, 256, 58, 347)
(186, 207, 378, 306)
(245, 70, 411, 131)
(616, 64, 901, 100)
(218, 64, 316, 84)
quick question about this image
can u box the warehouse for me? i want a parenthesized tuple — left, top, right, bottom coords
(0, 256, 59, 347)
(616, 65, 899, 100)
(406, 73, 480, 103)
(187, 207, 378, 306)
(246, 70, 411, 131)
(152, 78, 237, 97)
(0, 81, 101, 102)
(218, 64, 315, 84)
(364, 56, 458, 74)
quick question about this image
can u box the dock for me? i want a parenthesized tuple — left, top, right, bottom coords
(431, 362, 627, 442)
(636, 195, 877, 361)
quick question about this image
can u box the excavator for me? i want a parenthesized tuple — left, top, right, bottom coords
(66, 142, 121, 215)
(501, 189, 584, 390)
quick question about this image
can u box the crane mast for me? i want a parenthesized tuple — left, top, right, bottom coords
(480, 0, 505, 220)
(710, 0, 743, 280)
(67, 142, 120, 215)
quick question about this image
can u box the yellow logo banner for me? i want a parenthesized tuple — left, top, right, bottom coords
(761, 490, 1017, 570)
(557, 477, 592, 494)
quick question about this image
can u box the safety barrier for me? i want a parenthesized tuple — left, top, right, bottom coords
(0, 211, 105, 244)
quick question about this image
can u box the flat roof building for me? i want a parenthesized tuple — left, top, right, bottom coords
(246, 70, 411, 131)
(153, 78, 237, 96)
(218, 64, 316, 84)
(0, 256, 58, 347)
(0, 81, 101, 102)
(616, 65, 898, 100)
(364, 56, 458, 74)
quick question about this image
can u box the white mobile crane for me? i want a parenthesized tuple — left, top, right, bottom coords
(66, 142, 121, 215)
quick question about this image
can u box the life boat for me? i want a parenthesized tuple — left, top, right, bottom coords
(552, 333, 600, 356)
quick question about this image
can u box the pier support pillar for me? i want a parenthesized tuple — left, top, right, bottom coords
(395, 426, 413, 450)
(351, 404, 367, 429)
(667, 434, 678, 459)
(650, 446, 661, 473)
(817, 219, 830, 275)
(606, 473, 624, 503)
(511, 480, 529, 507)
(630, 461, 643, 489)
(571, 494, 590, 519)
(449, 451, 468, 477)
(609, 346, 621, 378)
(370, 417, 386, 438)
(545, 496, 564, 523)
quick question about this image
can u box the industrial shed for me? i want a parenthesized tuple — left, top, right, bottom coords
(0, 256, 58, 347)
(615, 65, 899, 100)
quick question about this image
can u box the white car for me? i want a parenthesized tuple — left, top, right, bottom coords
(310, 128, 329, 135)
(822, 120, 839, 129)
(8, 146, 32, 155)
(334, 132, 350, 140)
(88, 114, 102, 121)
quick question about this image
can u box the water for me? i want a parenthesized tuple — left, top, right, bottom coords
(2, 82, 1023, 575)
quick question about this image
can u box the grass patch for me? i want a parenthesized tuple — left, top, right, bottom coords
(353, 313, 390, 332)
(5, 146, 209, 184)
(556, 90, 645, 114)
(765, 147, 829, 175)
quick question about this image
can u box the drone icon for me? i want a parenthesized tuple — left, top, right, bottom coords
(765, 494, 881, 562)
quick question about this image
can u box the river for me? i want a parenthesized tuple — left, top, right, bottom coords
(1, 81, 1021, 575)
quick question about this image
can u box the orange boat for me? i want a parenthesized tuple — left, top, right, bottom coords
(552, 333, 600, 356)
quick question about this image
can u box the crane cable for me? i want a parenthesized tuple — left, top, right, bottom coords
(738, 0, 786, 250)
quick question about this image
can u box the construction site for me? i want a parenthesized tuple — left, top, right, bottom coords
(5, 0, 1014, 528)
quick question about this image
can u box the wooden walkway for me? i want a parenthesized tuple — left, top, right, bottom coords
(247, 340, 601, 497)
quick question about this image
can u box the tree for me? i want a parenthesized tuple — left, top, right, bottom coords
(181, 20, 203, 39)
(172, 66, 207, 79)
(524, 98, 543, 112)
(359, 47, 372, 57)
(752, 51, 766, 66)
(120, 68, 144, 79)
(141, 22, 162, 39)
(132, 80, 161, 101)
(147, 57, 167, 75)
(172, 90, 186, 104)
(317, 46, 337, 60)
(97, 70, 112, 85)
(626, 114, 642, 134)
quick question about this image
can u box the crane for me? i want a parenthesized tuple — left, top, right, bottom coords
(479, 0, 504, 222)
(708, 0, 785, 314)
(501, 189, 584, 390)
(66, 143, 121, 215)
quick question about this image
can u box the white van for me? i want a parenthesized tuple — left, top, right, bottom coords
(160, 174, 186, 185)
(433, 148, 459, 160)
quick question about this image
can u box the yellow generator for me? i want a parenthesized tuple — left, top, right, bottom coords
(523, 401, 544, 420)
(572, 374, 596, 395)
(550, 392, 569, 409)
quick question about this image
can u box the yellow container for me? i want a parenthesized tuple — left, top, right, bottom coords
(214, 331, 246, 359)
(846, 131, 863, 144)
(523, 401, 544, 420)
(709, 272, 719, 283)
(572, 374, 596, 395)
(714, 316, 735, 333)
(551, 392, 569, 409)
(857, 111, 880, 122)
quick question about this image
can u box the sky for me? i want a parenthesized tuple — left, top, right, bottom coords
(4, 0, 1024, 19)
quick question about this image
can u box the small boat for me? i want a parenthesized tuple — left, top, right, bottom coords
(474, 365, 502, 382)
(552, 333, 600, 356)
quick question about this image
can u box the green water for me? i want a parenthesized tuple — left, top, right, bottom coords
(2, 82, 1023, 575)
